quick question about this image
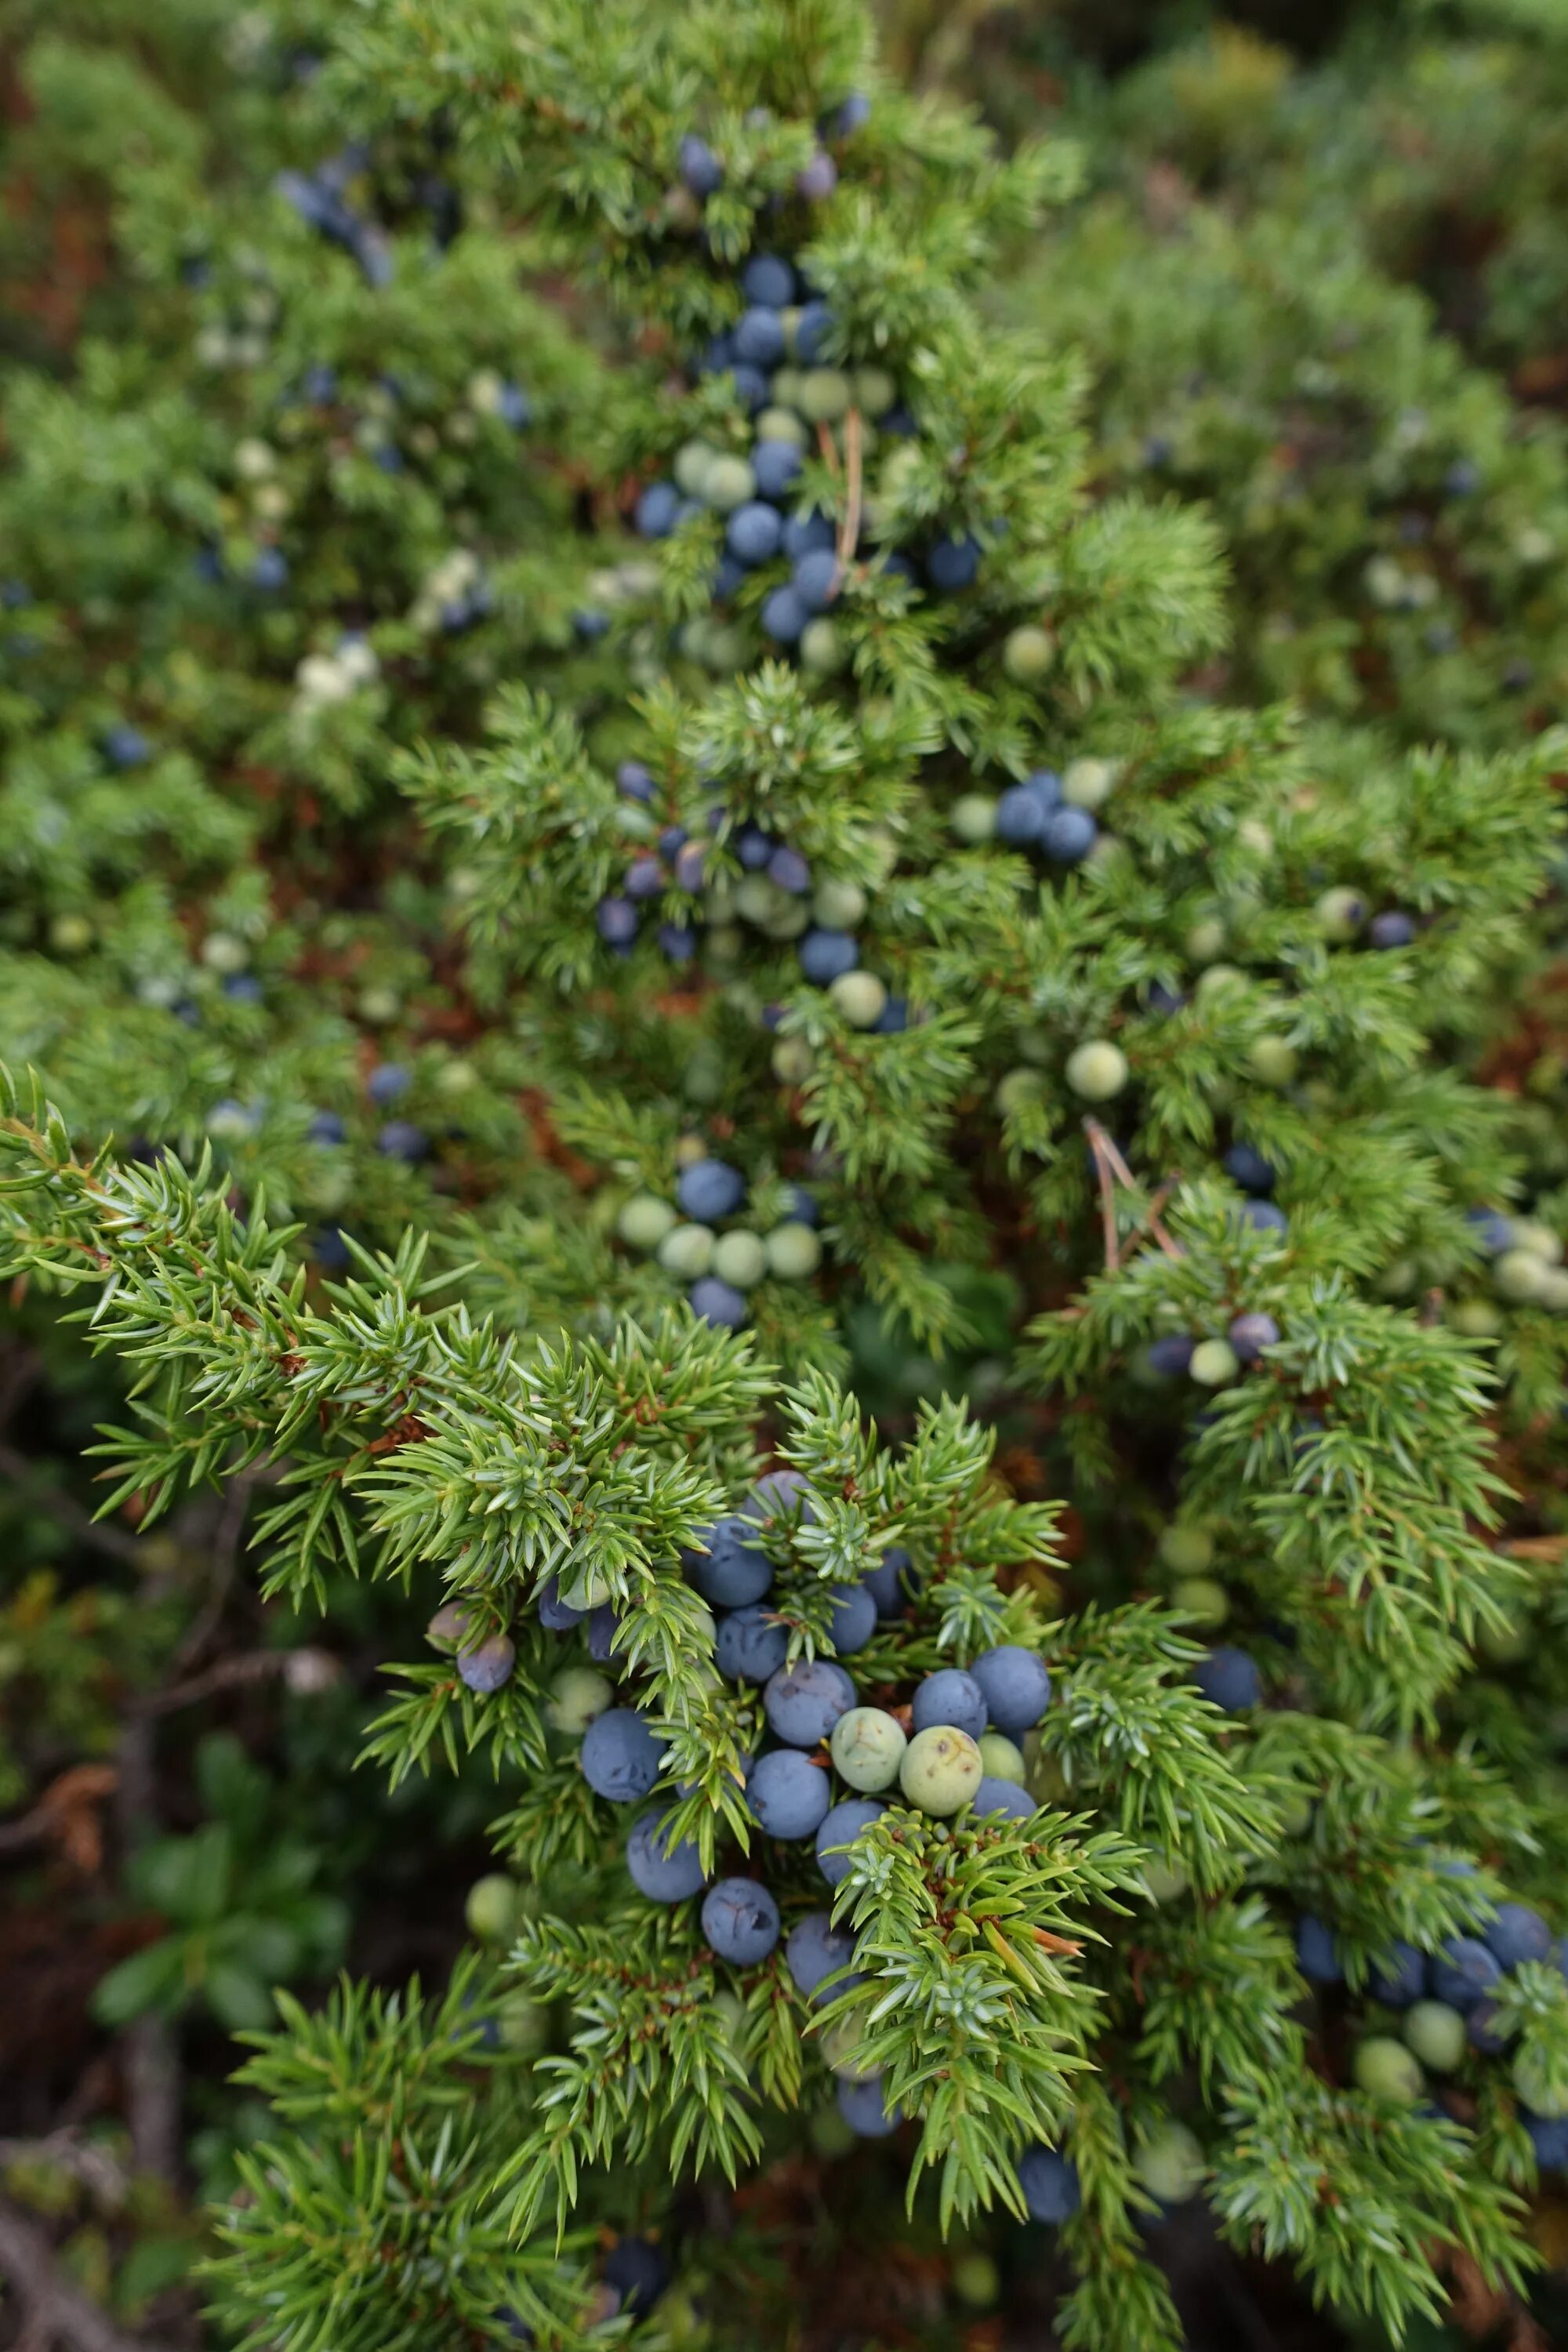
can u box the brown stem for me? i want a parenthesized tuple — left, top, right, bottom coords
(1082, 1121, 1123, 1273)
(833, 407, 864, 586)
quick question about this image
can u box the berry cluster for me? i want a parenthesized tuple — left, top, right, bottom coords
(1456, 1207, 1568, 1327)
(1299, 1897, 1568, 2172)
(616, 1153, 823, 1329)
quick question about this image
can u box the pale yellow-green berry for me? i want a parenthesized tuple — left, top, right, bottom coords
(1158, 1523, 1214, 1575)
(977, 1733, 1027, 1785)
(830, 1707, 907, 1792)
(1353, 2038, 1425, 2105)
(1195, 963, 1247, 999)
(1001, 623, 1054, 684)
(1062, 757, 1120, 810)
(546, 1667, 614, 1737)
(771, 1036, 815, 1085)
(1185, 917, 1227, 964)
(234, 436, 276, 479)
(1376, 1258, 1417, 1298)
(1403, 2000, 1468, 2073)
(1513, 2044, 1568, 2119)
(682, 1049, 725, 1105)
(1133, 2123, 1206, 2203)
(1249, 1036, 1298, 1087)
(754, 407, 808, 447)
(495, 1992, 548, 2054)
(1189, 1338, 1240, 1388)
(559, 1566, 612, 1611)
(952, 2254, 1000, 2309)
(465, 1874, 521, 1943)
(1142, 1857, 1190, 1905)
(950, 793, 999, 843)
(673, 1134, 707, 1167)
(1450, 1298, 1504, 1338)
(49, 914, 95, 955)
(899, 1725, 983, 1815)
(764, 1221, 822, 1280)
(1538, 1269, 1568, 1312)
(1315, 886, 1366, 942)
(829, 971, 887, 1029)
(617, 1192, 677, 1251)
(1065, 1040, 1129, 1102)
(201, 930, 249, 973)
(800, 619, 847, 674)
(702, 455, 756, 512)
(1172, 1576, 1229, 1628)
(673, 437, 719, 495)
(852, 366, 898, 417)
(812, 878, 868, 930)
(1494, 1247, 1552, 1304)
(822, 2010, 877, 2081)
(770, 365, 805, 408)
(712, 1230, 768, 1290)
(704, 624, 746, 672)
(658, 1222, 717, 1279)
(1512, 1218, 1563, 1265)
(798, 368, 851, 423)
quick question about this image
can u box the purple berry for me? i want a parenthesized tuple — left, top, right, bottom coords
(1228, 1312, 1280, 1363)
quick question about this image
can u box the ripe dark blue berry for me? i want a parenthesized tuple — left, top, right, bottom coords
(1043, 806, 1096, 862)
(1369, 911, 1416, 949)
(624, 855, 664, 900)
(995, 784, 1047, 844)
(864, 1547, 911, 1618)
(1468, 1998, 1512, 2055)
(925, 533, 980, 591)
(734, 308, 786, 368)
(636, 482, 681, 538)
(684, 1516, 772, 1608)
(836, 2075, 900, 2137)
(761, 585, 807, 642)
(764, 1659, 857, 1747)
(457, 1634, 516, 1693)
(785, 1911, 858, 2002)
(910, 1668, 987, 1742)
(742, 253, 795, 307)
(715, 1603, 790, 1683)
(366, 1063, 409, 1105)
(377, 1120, 428, 1161)
(1193, 1646, 1261, 1711)
(677, 1159, 746, 1221)
(796, 151, 838, 201)
(1295, 1915, 1341, 1984)
(728, 502, 785, 565)
(971, 1777, 1033, 1820)
(604, 2239, 670, 2318)
(103, 723, 151, 768)
(1485, 1904, 1552, 1970)
(1228, 1312, 1280, 1363)
(783, 508, 836, 561)
(678, 135, 724, 197)
(1238, 1200, 1287, 1235)
(1224, 1143, 1276, 1194)
(597, 895, 637, 945)
(580, 1708, 665, 1803)
(1369, 1941, 1425, 2007)
(969, 1646, 1051, 1734)
(753, 440, 803, 499)
(538, 1574, 585, 1632)
(702, 1876, 780, 1964)
(767, 846, 811, 894)
(626, 1809, 707, 1902)
(1430, 1936, 1504, 2010)
(793, 548, 840, 611)
(799, 929, 858, 984)
(690, 1275, 746, 1327)
(826, 1581, 877, 1654)
(1017, 2146, 1080, 2224)
(815, 1797, 885, 1886)
(793, 301, 834, 364)
(1147, 1335, 1196, 1377)
(749, 1748, 831, 1838)
(587, 1603, 621, 1662)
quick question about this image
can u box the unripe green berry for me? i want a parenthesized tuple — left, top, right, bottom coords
(702, 455, 757, 512)
(770, 365, 805, 408)
(546, 1666, 615, 1736)
(1159, 1524, 1214, 1575)
(831, 1706, 908, 1792)
(1315, 886, 1366, 942)
(977, 1732, 1027, 1785)
(754, 407, 808, 447)
(1249, 1036, 1298, 1087)
(799, 368, 851, 423)
(1133, 2123, 1206, 2204)
(951, 793, 998, 843)
(1172, 1576, 1229, 1628)
(1065, 1040, 1129, 1102)
(994, 1067, 1048, 1116)
(1062, 757, 1119, 810)
(822, 2010, 877, 2081)
(812, 879, 868, 930)
(673, 437, 718, 495)
(829, 971, 887, 1029)
(952, 2253, 999, 2309)
(1512, 1219, 1563, 1265)
(1189, 1338, 1240, 1388)
(495, 1991, 548, 2054)
(465, 1874, 521, 1943)
(1537, 1269, 1568, 1312)
(764, 1221, 822, 1280)
(1001, 624, 1054, 684)
(1404, 2000, 1468, 2073)
(1195, 962, 1247, 999)
(1353, 2038, 1425, 2105)
(1450, 1298, 1504, 1337)
(800, 618, 847, 674)
(618, 1192, 677, 1251)
(658, 1221, 717, 1278)
(771, 1036, 815, 1084)
(1494, 1248, 1552, 1304)
(852, 366, 898, 418)
(1512, 2045, 1568, 2118)
(560, 1566, 612, 1611)
(712, 1229, 768, 1290)
(1143, 1857, 1190, 1904)
(1185, 917, 1227, 964)
(899, 1725, 983, 1815)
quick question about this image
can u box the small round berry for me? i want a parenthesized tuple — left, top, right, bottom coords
(793, 547, 840, 611)
(546, 1667, 614, 1736)
(1133, 2123, 1206, 2204)
(800, 617, 847, 673)
(1171, 1575, 1229, 1627)
(626, 1809, 707, 1902)
(728, 501, 785, 566)
(1159, 1524, 1214, 1574)
(733, 307, 786, 368)
(1485, 1904, 1552, 1970)
(826, 1581, 877, 1653)
(1404, 1999, 1468, 2073)
(580, 1708, 665, 1803)
(712, 1229, 768, 1290)
(658, 1221, 717, 1278)
(1295, 1915, 1341, 1984)
(457, 1635, 515, 1693)
(1043, 806, 1098, 863)
(796, 151, 838, 201)
(636, 481, 681, 538)
(971, 1777, 1033, 1820)
(616, 759, 655, 801)
(1315, 886, 1366, 942)
(691, 1276, 747, 1327)
(836, 2075, 900, 2137)
(829, 971, 887, 1028)
(783, 506, 836, 560)
(1018, 2147, 1080, 2223)
(753, 439, 804, 499)
(764, 1221, 822, 1280)
(765, 1658, 858, 1748)
(995, 784, 1047, 844)
(1369, 911, 1415, 949)
(749, 1748, 832, 1840)
(951, 793, 998, 843)
(1189, 1338, 1240, 1387)
(702, 1877, 780, 1964)
(1227, 1312, 1279, 1363)
(702, 454, 757, 513)
(465, 1875, 521, 1942)
(995, 1068, 1047, 1116)
(604, 2238, 670, 2319)
(978, 1732, 1027, 1784)
(684, 1516, 771, 1609)
(715, 1603, 789, 1684)
(800, 928, 859, 984)
(618, 1192, 677, 1250)
(786, 1911, 858, 2002)
(798, 368, 851, 423)
(1431, 1936, 1504, 2010)
(1352, 2038, 1424, 2105)
(1002, 624, 1054, 684)
(899, 1725, 983, 1815)
(815, 1796, 885, 1885)
(1369, 1942, 1426, 2009)
(597, 895, 638, 946)
(926, 533, 981, 591)
(864, 1548, 913, 1618)
(1193, 1646, 1259, 1711)
(969, 1646, 1051, 1734)
(830, 1707, 908, 1793)
(742, 253, 796, 307)
(678, 135, 724, 197)
(761, 585, 808, 642)
(911, 1668, 988, 1741)
(677, 1159, 746, 1221)
(1065, 1040, 1128, 1101)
